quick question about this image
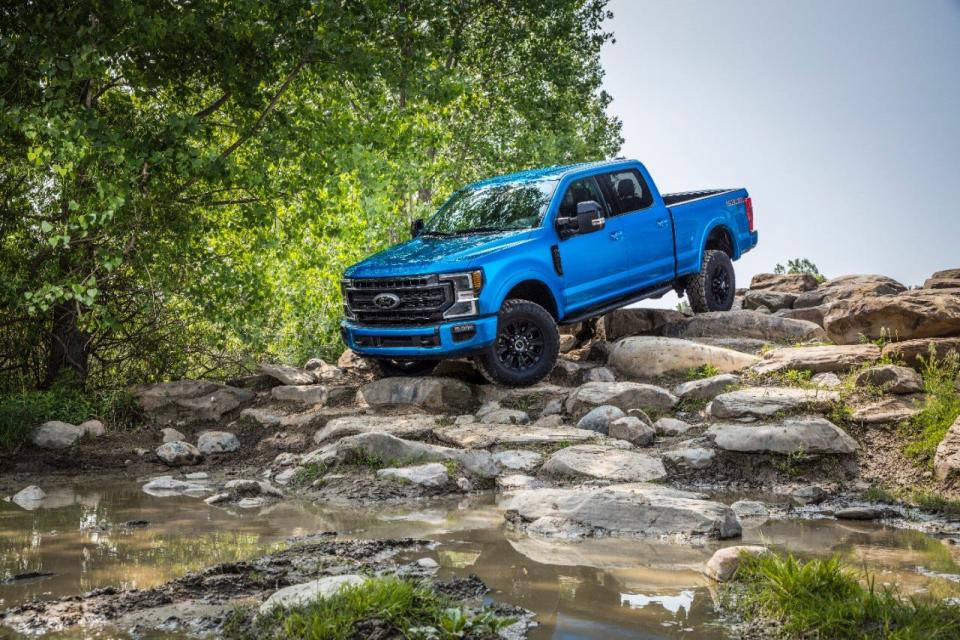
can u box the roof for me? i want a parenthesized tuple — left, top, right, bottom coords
(466, 158, 633, 189)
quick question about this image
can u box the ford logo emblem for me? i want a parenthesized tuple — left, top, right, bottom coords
(373, 293, 401, 309)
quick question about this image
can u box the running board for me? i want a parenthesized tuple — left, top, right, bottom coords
(559, 283, 676, 326)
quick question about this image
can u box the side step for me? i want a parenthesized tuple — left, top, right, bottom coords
(559, 283, 677, 326)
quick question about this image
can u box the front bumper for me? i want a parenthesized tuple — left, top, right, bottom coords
(340, 315, 499, 359)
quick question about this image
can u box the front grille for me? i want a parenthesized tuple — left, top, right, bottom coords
(345, 276, 453, 325)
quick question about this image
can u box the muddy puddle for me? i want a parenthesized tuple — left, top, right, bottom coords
(3, 480, 960, 639)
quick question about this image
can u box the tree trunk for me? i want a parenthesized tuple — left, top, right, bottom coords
(43, 302, 89, 387)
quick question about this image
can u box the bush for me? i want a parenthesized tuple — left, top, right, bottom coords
(904, 349, 960, 465)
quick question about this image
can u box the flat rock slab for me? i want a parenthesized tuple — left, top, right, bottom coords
(752, 344, 880, 375)
(434, 423, 599, 449)
(358, 376, 476, 413)
(608, 337, 759, 378)
(565, 381, 677, 417)
(505, 483, 741, 539)
(662, 310, 826, 342)
(850, 397, 920, 424)
(313, 415, 439, 444)
(540, 445, 667, 482)
(709, 387, 840, 420)
(706, 416, 858, 454)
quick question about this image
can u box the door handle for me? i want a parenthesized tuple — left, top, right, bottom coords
(609, 230, 623, 241)
(656, 219, 670, 229)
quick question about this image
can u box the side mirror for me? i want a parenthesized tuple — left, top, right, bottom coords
(411, 218, 424, 238)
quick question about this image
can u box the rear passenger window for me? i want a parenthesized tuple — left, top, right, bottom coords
(600, 169, 653, 214)
(558, 177, 607, 218)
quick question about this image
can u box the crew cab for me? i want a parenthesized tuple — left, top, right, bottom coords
(340, 159, 758, 386)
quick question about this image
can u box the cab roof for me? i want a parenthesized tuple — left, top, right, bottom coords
(466, 158, 635, 189)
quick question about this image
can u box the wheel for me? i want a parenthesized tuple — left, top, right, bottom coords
(685, 249, 736, 313)
(474, 299, 560, 387)
(367, 358, 439, 378)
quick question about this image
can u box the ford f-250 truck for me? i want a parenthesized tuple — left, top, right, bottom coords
(340, 158, 757, 386)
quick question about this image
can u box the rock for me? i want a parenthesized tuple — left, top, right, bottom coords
(197, 431, 240, 454)
(576, 405, 625, 434)
(492, 450, 544, 473)
(540, 445, 667, 482)
(12, 486, 46, 509)
(601, 308, 687, 340)
(811, 372, 842, 389)
(608, 416, 655, 445)
(156, 441, 203, 466)
(259, 575, 366, 614)
(654, 417, 693, 436)
(924, 268, 960, 290)
(709, 387, 840, 420)
(794, 274, 907, 308)
(565, 381, 677, 417)
(731, 500, 769, 519)
(882, 337, 960, 368)
(835, 506, 881, 520)
(335, 432, 497, 477)
(31, 421, 85, 449)
(358, 377, 476, 413)
(672, 374, 740, 402)
(434, 423, 599, 449)
(78, 420, 105, 437)
(479, 407, 530, 425)
(662, 310, 827, 343)
(750, 273, 820, 293)
(824, 289, 960, 344)
(608, 337, 760, 378)
(706, 416, 858, 454)
(752, 344, 880, 375)
(791, 485, 827, 505)
(663, 446, 715, 470)
(133, 380, 253, 425)
(703, 546, 770, 581)
(271, 384, 329, 406)
(743, 290, 798, 312)
(934, 416, 960, 481)
(850, 397, 920, 424)
(313, 415, 438, 444)
(854, 365, 923, 394)
(774, 305, 828, 327)
(377, 463, 449, 487)
(504, 484, 741, 539)
(161, 427, 185, 443)
(259, 363, 316, 385)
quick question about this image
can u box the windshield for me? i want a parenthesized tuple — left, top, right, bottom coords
(422, 179, 558, 236)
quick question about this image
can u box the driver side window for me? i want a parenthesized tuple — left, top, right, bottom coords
(558, 177, 606, 218)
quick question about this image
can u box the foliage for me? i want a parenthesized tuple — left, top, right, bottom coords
(237, 576, 513, 640)
(685, 363, 720, 381)
(727, 553, 960, 639)
(903, 349, 960, 465)
(0, 1, 622, 391)
(773, 258, 825, 282)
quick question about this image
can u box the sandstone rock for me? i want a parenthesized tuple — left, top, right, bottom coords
(335, 432, 497, 477)
(504, 483, 741, 539)
(750, 273, 820, 293)
(854, 365, 923, 394)
(743, 290, 797, 312)
(654, 417, 693, 436)
(260, 363, 316, 385)
(882, 337, 960, 367)
(824, 289, 960, 344)
(608, 337, 760, 378)
(12, 485, 46, 510)
(540, 445, 666, 482)
(358, 376, 476, 413)
(601, 308, 687, 340)
(133, 380, 253, 425)
(923, 268, 960, 290)
(662, 310, 827, 342)
(161, 427, 185, 443)
(752, 344, 880, 375)
(260, 575, 366, 614)
(793, 274, 906, 308)
(492, 450, 544, 473)
(706, 417, 857, 454)
(791, 485, 827, 505)
(672, 374, 740, 402)
(197, 431, 240, 454)
(565, 381, 677, 417)
(608, 416, 655, 445)
(156, 441, 203, 466)
(32, 421, 84, 449)
(663, 446, 715, 470)
(434, 423, 599, 449)
(271, 384, 329, 406)
(576, 405, 625, 434)
(850, 397, 919, 424)
(703, 545, 769, 581)
(731, 500, 769, 519)
(313, 415, 438, 444)
(583, 366, 616, 383)
(934, 416, 960, 481)
(708, 387, 840, 420)
(377, 463, 449, 487)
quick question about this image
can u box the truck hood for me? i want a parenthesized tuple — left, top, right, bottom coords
(345, 230, 535, 278)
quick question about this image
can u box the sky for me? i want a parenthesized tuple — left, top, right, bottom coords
(600, 0, 960, 299)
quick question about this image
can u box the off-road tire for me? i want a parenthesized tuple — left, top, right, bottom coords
(474, 299, 560, 387)
(367, 358, 439, 378)
(685, 249, 736, 313)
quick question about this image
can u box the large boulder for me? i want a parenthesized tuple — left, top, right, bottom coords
(749, 273, 819, 293)
(358, 377, 476, 413)
(743, 290, 797, 312)
(662, 310, 826, 343)
(923, 268, 960, 290)
(882, 337, 960, 368)
(705, 416, 858, 454)
(565, 381, 677, 417)
(314, 415, 438, 444)
(672, 374, 740, 402)
(752, 344, 880, 375)
(708, 387, 840, 420)
(434, 422, 600, 449)
(540, 445, 666, 482)
(133, 380, 253, 425)
(793, 274, 907, 308)
(334, 432, 497, 477)
(854, 365, 923, 394)
(259, 363, 316, 385)
(155, 441, 203, 466)
(31, 421, 85, 450)
(504, 483, 741, 539)
(934, 416, 960, 481)
(608, 337, 759, 378)
(600, 308, 687, 340)
(824, 289, 960, 345)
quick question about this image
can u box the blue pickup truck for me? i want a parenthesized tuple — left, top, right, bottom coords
(340, 159, 757, 386)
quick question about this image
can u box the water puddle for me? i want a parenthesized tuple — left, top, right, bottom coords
(2, 480, 960, 638)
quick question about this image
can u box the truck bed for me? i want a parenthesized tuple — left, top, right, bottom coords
(662, 189, 735, 206)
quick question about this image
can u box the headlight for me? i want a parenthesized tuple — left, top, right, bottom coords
(340, 279, 355, 319)
(440, 270, 483, 319)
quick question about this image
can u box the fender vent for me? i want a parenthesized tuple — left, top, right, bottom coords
(551, 245, 563, 276)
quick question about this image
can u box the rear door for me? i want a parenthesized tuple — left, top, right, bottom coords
(554, 175, 628, 310)
(597, 168, 676, 288)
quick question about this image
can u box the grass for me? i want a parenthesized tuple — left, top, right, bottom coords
(903, 349, 960, 466)
(725, 553, 960, 639)
(685, 363, 720, 381)
(230, 576, 513, 640)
